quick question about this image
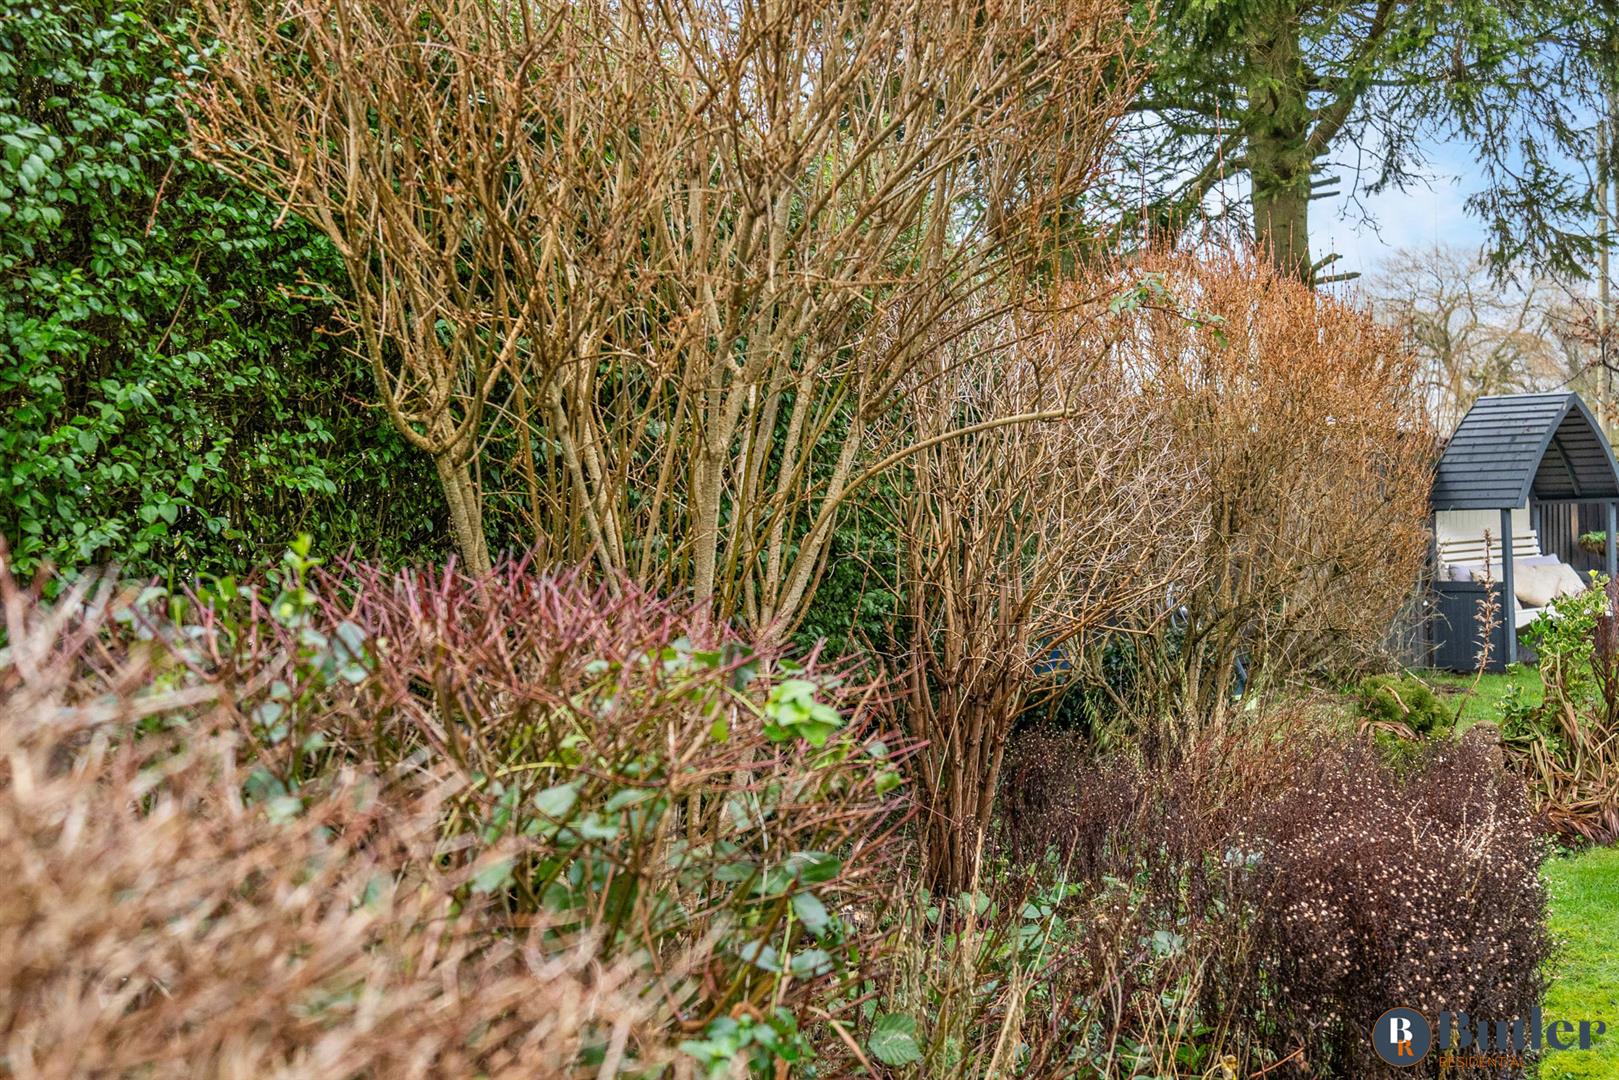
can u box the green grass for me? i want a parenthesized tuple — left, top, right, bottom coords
(1410, 666, 1543, 733)
(1407, 669, 1618, 1077)
(1539, 846, 1619, 1079)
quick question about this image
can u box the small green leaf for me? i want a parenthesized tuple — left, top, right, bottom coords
(604, 786, 654, 812)
(737, 940, 780, 972)
(572, 813, 620, 840)
(265, 794, 302, 824)
(792, 890, 830, 936)
(534, 781, 580, 821)
(789, 948, 833, 977)
(868, 1013, 923, 1066)
(470, 857, 515, 894)
(786, 850, 841, 884)
(713, 859, 758, 883)
(774, 678, 817, 703)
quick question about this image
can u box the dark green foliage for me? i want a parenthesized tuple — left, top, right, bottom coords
(0, 0, 441, 581)
(1122, 0, 1619, 279)
(1018, 632, 1154, 744)
(1357, 672, 1451, 737)
(793, 499, 899, 660)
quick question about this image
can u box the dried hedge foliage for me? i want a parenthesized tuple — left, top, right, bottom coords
(1060, 250, 1435, 720)
(0, 552, 907, 1075)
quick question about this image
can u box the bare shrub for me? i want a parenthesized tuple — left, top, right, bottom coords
(997, 728, 1141, 879)
(0, 552, 907, 1073)
(0, 573, 672, 1077)
(890, 306, 1200, 891)
(1236, 728, 1548, 1075)
(991, 713, 1550, 1076)
(1061, 249, 1435, 720)
(187, 0, 1139, 628)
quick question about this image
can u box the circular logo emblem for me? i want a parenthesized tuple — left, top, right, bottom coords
(1371, 1007, 1432, 1066)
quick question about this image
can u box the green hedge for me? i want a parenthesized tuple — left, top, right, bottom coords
(0, 0, 441, 581)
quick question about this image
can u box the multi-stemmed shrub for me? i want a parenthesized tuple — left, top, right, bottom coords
(0, 549, 907, 1075)
(189, 0, 1138, 612)
(889, 305, 1199, 892)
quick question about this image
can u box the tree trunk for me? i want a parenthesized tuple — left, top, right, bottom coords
(434, 451, 492, 575)
(1245, 12, 1314, 281)
(920, 690, 1012, 894)
(923, 780, 988, 895)
(1251, 155, 1310, 280)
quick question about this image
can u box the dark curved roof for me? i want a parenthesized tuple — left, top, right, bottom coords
(1432, 392, 1619, 510)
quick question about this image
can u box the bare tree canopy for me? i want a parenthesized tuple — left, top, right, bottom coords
(1097, 249, 1434, 716)
(1372, 244, 1614, 431)
(187, 0, 1139, 628)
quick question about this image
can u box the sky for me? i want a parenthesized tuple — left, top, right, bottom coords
(1189, 131, 1505, 290)
(1194, 135, 1492, 287)
(1307, 139, 1490, 283)
(1312, 141, 1487, 280)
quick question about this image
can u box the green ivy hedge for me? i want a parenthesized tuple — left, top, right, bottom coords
(0, 0, 442, 581)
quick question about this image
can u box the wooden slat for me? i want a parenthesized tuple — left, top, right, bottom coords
(1435, 392, 1619, 508)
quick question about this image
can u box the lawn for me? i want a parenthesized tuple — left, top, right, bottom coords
(1413, 665, 1544, 733)
(1540, 846, 1619, 1079)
